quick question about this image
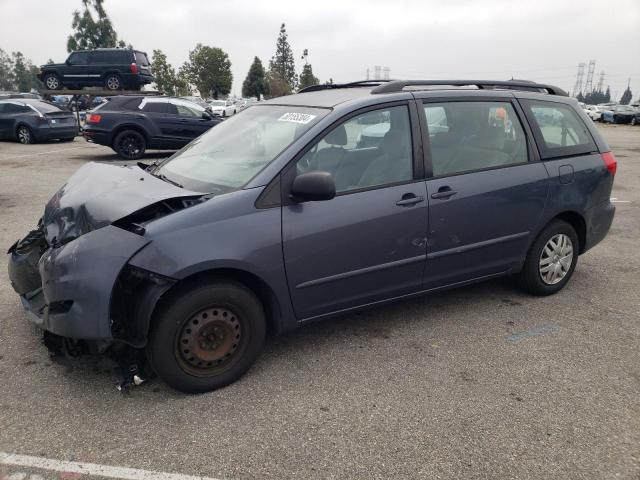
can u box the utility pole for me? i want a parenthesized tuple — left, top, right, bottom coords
(366, 68, 370, 80)
(572, 62, 585, 97)
(584, 60, 596, 94)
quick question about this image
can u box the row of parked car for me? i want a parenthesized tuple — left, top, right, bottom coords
(581, 102, 640, 125)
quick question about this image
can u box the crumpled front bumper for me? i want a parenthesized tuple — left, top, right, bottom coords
(8, 225, 149, 339)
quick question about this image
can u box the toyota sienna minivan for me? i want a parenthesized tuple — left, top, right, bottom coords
(8, 80, 616, 393)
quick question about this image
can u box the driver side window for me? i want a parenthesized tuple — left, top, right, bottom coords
(296, 105, 413, 193)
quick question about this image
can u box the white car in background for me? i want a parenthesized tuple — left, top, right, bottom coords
(207, 99, 236, 117)
(584, 105, 605, 122)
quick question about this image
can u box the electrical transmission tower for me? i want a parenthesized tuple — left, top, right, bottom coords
(596, 71, 605, 92)
(584, 60, 596, 94)
(572, 62, 585, 97)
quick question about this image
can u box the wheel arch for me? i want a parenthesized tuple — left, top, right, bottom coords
(539, 210, 587, 254)
(111, 123, 150, 148)
(112, 265, 286, 348)
(161, 268, 285, 337)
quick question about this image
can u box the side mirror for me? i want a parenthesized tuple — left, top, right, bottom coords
(291, 171, 336, 202)
(202, 111, 212, 120)
(65, 59, 71, 66)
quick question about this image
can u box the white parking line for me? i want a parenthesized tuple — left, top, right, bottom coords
(610, 197, 631, 204)
(0, 145, 92, 160)
(0, 453, 222, 480)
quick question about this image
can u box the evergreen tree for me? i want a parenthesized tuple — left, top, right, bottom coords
(620, 85, 632, 105)
(67, 0, 126, 52)
(267, 23, 297, 96)
(298, 63, 319, 90)
(0, 49, 14, 90)
(605, 86, 611, 103)
(242, 57, 268, 100)
(182, 44, 232, 99)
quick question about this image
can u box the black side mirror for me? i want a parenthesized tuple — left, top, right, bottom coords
(291, 171, 336, 202)
(65, 59, 71, 66)
(202, 111, 212, 120)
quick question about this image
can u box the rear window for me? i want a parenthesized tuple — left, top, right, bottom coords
(134, 52, 149, 66)
(29, 101, 63, 113)
(521, 100, 596, 159)
(90, 50, 129, 64)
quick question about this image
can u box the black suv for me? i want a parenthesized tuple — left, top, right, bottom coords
(39, 49, 154, 91)
(83, 96, 222, 159)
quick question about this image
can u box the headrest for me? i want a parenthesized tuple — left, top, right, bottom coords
(325, 124, 347, 146)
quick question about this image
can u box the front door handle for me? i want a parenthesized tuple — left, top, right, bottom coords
(430, 187, 457, 200)
(396, 194, 425, 206)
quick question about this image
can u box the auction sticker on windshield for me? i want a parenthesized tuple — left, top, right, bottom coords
(278, 112, 317, 124)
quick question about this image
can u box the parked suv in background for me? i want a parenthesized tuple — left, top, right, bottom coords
(83, 95, 221, 159)
(8, 79, 616, 393)
(39, 49, 154, 91)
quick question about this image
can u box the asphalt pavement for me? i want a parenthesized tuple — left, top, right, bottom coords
(0, 125, 638, 480)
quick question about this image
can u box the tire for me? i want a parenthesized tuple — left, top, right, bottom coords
(44, 73, 61, 90)
(516, 220, 579, 296)
(113, 129, 146, 160)
(632, 117, 638, 126)
(222, 111, 226, 117)
(16, 125, 34, 144)
(147, 280, 266, 393)
(104, 73, 123, 91)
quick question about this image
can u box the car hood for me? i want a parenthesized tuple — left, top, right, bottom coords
(42, 162, 204, 246)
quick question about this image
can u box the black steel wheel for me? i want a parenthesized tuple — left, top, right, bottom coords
(113, 130, 146, 160)
(147, 280, 266, 393)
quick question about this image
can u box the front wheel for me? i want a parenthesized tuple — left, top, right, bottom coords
(113, 129, 146, 160)
(44, 73, 61, 90)
(516, 220, 578, 296)
(631, 117, 637, 126)
(147, 280, 266, 393)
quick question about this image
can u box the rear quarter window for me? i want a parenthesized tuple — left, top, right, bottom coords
(134, 52, 150, 66)
(521, 100, 596, 159)
(90, 51, 130, 64)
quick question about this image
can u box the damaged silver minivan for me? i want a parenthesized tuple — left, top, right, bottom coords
(8, 80, 616, 393)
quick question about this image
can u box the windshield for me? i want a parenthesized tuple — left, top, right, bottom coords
(617, 105, 634, 112)
(156, 105, 328, 192)
(209, 100, 226, 106)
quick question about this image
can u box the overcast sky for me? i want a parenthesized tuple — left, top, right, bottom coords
(1, 0, 639, 99)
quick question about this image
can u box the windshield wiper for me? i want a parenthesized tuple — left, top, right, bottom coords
(154, 173, 184, 189)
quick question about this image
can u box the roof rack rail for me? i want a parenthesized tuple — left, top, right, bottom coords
(370, 80, 568, 96)
(298, 79, 391, 93)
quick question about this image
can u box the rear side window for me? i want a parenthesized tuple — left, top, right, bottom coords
(134, 52, 149, 66)
(90, 51, 128, 64)
(424, 101, 528, 177)
(521, 100, 596, 159)
(141, 100, 167, 113)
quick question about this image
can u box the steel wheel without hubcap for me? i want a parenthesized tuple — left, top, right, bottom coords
(539, 233, 573, 285)
(176, 307, 243, 377)
(17, 126, 32, 144)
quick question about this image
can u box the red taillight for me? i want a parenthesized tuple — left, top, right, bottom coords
(130, 63, 138, 74)
(87, 114, 102, 124)
(601, 151, 617, 176)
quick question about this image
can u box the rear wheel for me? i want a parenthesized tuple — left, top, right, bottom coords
(631, 117, 637, 126)
(16, 125, 34, 144)
(44, 73, 61, 90)
(517, 220, 578, 296)
(104, 74, 122, 91)
(113, 129, 146, 160)
(147, 280, 266, 393)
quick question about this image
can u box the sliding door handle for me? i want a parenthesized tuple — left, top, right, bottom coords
(431, 188, 457, 200)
